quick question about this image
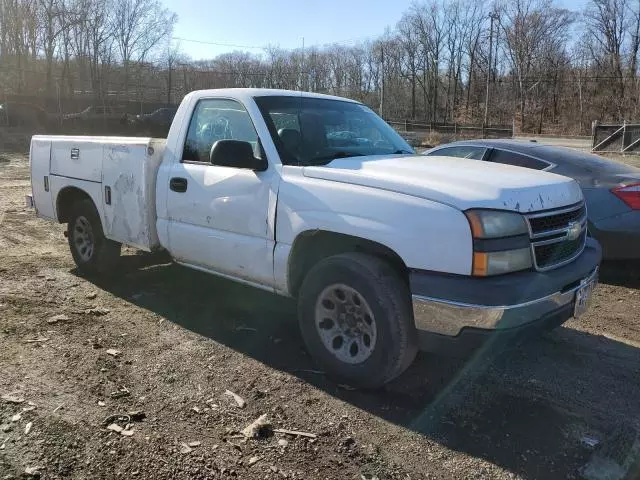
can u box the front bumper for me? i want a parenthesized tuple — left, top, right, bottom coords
(411, 237, 602, 354)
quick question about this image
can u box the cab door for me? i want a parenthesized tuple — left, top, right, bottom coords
(165, 97, 277, 287)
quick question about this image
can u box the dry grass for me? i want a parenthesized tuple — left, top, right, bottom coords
(420, 131, 444, 147)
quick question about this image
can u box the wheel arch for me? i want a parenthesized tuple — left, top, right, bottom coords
(56, 186, 95, 224)
(287, 230, 409, 298)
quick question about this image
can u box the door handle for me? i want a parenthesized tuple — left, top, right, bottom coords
(170, 177, 188, 193)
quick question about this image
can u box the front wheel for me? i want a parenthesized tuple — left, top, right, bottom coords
(297, 253, 417, 389)
(68, 199, 121, 276)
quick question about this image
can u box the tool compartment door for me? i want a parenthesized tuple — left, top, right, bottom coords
(50, 137, 104, 183)
(101, 141, 163, 250)
(30, 137, 55, 219)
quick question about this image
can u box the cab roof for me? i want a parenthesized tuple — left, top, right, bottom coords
(188, 88, 360, 104)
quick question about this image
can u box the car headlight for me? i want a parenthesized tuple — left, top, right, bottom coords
(465, 209, 529, 238)
(465, 209, 532, 276)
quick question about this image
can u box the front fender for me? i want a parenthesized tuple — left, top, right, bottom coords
(276, 173, 473, 276)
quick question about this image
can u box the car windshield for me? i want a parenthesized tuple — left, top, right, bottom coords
(254, 95, 414, 166)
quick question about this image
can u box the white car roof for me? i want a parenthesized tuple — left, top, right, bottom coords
(188, 88, 360, 104)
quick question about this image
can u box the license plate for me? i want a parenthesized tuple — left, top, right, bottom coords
(574, 275, 596, 318)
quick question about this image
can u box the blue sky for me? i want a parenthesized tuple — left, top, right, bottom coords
(165, 0, 589, 60)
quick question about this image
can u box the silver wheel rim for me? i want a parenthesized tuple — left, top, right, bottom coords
(73, 216, 94, 262)
(314, 283, 377, 364)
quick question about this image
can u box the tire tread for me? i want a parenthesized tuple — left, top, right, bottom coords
(68, 199, 121, 275)
(298, 252, 417, 388)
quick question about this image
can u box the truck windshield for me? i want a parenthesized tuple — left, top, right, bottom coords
(254, 95, 414, 166)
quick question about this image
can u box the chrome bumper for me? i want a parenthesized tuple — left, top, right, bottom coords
(412, 268, 599, 337)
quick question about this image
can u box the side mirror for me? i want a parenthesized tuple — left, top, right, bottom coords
(209, 140, 267, 171)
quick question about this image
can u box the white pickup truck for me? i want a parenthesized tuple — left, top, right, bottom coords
(28, 89, 601, 387)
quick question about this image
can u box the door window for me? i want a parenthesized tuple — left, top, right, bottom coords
(487, 149, 550, 170)
(182, 98, 259, 163)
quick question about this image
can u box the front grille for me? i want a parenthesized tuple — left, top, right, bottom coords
(534, 231, 586, 269)
(526, 202, 587, 271)
(528, 204, 586, 234)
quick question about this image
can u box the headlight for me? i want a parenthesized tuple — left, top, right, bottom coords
(465, 209, 532, 276)
(472, 248, 532, 276)
(465, 209, 529, 238)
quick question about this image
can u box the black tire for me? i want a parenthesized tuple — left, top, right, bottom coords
(67, 199, 121, 276)
(297, 252, 418, 389)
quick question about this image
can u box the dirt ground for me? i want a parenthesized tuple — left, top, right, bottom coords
(1, 149, 640, 480)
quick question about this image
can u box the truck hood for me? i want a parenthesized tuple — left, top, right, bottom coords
(302, 155, 583, 212)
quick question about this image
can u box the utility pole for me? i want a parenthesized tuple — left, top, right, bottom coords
(167, 43, 172, 105)
(484, 11, 499, 126)
(380, 45, 384, 119)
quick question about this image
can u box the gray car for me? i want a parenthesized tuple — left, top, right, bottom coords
(424, 139, 640, 260)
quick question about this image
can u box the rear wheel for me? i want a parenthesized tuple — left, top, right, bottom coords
(297, 253, 417, 389)
(68, 199, 121, 275)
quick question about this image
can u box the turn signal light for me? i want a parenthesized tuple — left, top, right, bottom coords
(472, 252, 489, 276)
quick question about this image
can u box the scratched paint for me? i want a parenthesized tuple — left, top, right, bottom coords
(109, 145, 130, 154)
(100, 141, 164, 250)
(112, 173, 137, 242)
(302, 156, 584, 213)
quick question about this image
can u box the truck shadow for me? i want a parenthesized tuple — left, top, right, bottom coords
(89, 252, 640, 480)
(599, 259, 640, 290)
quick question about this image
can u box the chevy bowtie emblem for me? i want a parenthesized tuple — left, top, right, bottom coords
(566, 221, 582, 241)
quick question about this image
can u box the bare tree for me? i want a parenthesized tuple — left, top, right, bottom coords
(38, 0, 74, 95)
(396, 13, 421, 118)
(161, 38, 185, 103)
(583, 0, 628, 116)
(1, 0, 39, 92)
(499, 0, 574, 130)
(111, 0, 176, 95)
(7, 0, 640, 135)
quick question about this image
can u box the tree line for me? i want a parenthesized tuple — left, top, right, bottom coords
(2, 0, 640, 134)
